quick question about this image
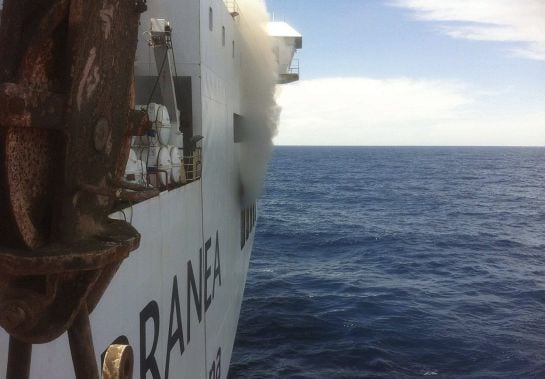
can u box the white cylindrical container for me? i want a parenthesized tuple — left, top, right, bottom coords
(170, 146, 186, 184)
(143, 145, 172, 187)
(156, 146, 172, 187)
(147, 103, 171, 146)
(169, 128, 184, 148)
(137, 159, 147, 184)
(140, 140, 159, 167)
(146, 103, 158, 121)
(131, 136, 142, 147)
(124, 149, 139, 183)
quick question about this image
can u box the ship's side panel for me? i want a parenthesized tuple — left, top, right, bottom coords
(0, 184, 209, 379)
(93, 185, 207, 379)
(199, 1, 251, 378)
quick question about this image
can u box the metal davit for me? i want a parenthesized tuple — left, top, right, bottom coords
(0, 0, 154, 377)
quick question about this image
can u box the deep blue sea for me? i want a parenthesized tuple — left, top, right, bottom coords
(229, 147, 545, 379)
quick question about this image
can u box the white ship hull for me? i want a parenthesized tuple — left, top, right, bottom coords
(0, 0, 299, 376)
(0, 0, 258, 376)
(0, 181, 255, 378)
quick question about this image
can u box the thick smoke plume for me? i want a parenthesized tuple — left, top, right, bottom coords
(236, 0, 279, 207)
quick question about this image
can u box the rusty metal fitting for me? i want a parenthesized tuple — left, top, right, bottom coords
(0, 304, 26, 330)
(103, 344, 134, 379)
(0, 0, 145, 376)
(80, 182, 159, 202)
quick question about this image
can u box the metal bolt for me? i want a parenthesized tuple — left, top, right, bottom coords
(1, 305, 26, 330)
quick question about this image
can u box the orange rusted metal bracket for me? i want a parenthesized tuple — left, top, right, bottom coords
(0, 0, 151, 378)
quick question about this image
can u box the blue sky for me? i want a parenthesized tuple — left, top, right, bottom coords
(266, 0, 545, 146)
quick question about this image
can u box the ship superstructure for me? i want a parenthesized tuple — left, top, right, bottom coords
(0, 0, 300, 378)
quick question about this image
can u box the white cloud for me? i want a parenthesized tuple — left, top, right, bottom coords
(274, 77, 545, 146)
(393, 0, 545, 60)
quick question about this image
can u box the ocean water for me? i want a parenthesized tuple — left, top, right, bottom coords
(229, 146, 545, 379)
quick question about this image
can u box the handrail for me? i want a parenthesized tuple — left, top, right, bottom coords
(184, 147, 202, 182)
(288, 58, 300, 75)
(141, 147, 202, 192)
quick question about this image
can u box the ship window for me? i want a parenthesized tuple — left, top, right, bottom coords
(232, 40, 235, 58)
(222, 26, 226, 46)
(233, 113, 244, 143)
(240, 210, 245, 249)
(245, 209, 250, 240)
(240, 202, 257, 250)
(209, 7, 213, 31)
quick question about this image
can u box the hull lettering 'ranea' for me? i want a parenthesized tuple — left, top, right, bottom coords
(139, 232, 222, 379)
(0, 0, 301, 377)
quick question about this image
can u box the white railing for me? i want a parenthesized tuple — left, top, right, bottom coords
(183, 147, 202, 182)
(288, 58, 300, 76)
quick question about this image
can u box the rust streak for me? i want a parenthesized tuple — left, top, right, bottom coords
(76, 47, 99, 111)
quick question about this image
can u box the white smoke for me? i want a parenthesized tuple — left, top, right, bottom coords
(236, 0, 279, 207)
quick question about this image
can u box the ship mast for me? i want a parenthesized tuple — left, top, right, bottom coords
(0, 1, 154, 377)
